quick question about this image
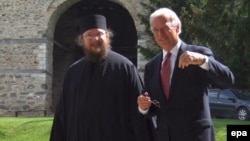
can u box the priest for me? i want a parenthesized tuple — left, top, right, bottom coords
(49, 14, 152, 141)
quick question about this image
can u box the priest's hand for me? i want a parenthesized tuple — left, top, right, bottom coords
(137, 92, 152, 110)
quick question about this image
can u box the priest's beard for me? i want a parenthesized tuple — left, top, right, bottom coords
(83, 41, 110, 62)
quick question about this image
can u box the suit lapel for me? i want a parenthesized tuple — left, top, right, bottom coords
(169, 42, 188, 99)
(153, 53, 167, 101)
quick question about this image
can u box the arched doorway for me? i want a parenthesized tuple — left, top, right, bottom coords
(52, 0, 138, 111)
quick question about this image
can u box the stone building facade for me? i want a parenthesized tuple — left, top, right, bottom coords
(0, 0, 151, 116)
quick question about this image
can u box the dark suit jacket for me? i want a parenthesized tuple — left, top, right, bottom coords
(144, 42, 234, 141)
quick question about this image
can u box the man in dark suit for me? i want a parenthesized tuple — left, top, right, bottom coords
(137, 8, 235, 141)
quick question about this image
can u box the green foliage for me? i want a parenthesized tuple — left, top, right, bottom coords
(138, 45, 161, 59)
(196, 0, 249, 89)
(138, 0, 250, 89)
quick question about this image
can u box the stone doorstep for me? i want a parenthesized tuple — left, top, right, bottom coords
(15, 109, 47, 117)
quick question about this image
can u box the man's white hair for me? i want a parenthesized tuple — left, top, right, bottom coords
(150, 7, 182, 34)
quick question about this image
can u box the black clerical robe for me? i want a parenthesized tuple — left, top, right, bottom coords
(50, 51, 152, 141)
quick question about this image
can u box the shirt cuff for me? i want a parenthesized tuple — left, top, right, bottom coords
(199, 56, 209, 71)
(138, 106, 149, 115)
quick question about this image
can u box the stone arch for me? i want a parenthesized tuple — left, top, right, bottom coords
(49, 0, 138, 112)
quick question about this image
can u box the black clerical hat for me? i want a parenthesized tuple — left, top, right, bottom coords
(79, 14, 107, 34)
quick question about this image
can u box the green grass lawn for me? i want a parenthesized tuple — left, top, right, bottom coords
(213, 118, 250, 141)
(0, 117, 249, 141)
(0, 117, 53, 141)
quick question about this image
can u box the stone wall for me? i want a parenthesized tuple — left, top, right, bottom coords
(0, 0, 149, 116)
(0, 41, 51, 116)
(0, 0, 54, 116)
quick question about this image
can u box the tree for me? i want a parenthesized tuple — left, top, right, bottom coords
(196, 0, 249, 89)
